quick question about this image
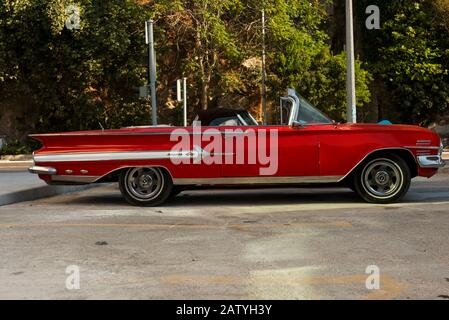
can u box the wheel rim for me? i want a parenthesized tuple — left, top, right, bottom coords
(362, 159, 403, 199)
(125, 167, 164, 200)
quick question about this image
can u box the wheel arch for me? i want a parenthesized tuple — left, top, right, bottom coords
(94, 165, 174, 183)
(342, 148, 418, 183)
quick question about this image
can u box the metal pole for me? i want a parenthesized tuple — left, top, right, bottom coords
(261, 9, 267, 125)
(183, 77, 187, 127)
(147, 20, 158, 126)
(345, 0, 357, 123)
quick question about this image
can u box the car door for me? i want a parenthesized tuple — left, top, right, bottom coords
(220, 125, 319, 178)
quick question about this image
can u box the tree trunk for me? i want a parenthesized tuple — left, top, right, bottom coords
(195, 25, 209, 110)
(198, 55, 209, 110)
(201, 78, 209, 110)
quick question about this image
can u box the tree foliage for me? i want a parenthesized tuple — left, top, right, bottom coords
(358, 0, 449, 125)
(264, 0, 371, 121)
(157, 0, 372, 121)
(1, 0, 373, 138)
(0, 0, 151, 133)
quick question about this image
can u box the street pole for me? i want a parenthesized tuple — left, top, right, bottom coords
(183, 77, 187, 127)
(146, 20, 158, 126)
(261, 9, 267, 125)
(345, 0, 357, 123)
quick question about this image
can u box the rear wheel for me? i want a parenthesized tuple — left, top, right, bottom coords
(353, 154, 411, 204)
(119, 167, 172, 206)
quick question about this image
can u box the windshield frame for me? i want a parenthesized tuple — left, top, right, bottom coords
(285, 89, 332, 126)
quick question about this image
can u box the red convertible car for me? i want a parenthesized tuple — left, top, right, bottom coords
(29, 89, 445, 206)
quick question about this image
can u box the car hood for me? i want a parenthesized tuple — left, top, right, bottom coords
(337, 123, 432, 133)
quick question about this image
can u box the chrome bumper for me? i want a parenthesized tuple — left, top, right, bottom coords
(28, 166, 57, 175)
(417, 155, 446, 168)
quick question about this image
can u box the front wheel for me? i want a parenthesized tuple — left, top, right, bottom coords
(353, 155, 411, 204)
(119, 167, 173, 206)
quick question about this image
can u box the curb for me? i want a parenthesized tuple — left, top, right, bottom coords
(0, 184, 98, 207)
(0, 154, 33, 161)
(0, 160, 33, 169)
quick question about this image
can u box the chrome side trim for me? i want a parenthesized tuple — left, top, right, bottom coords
(403, 146, 440, 150)
(35, 147, 234, 164)
(417, 155, 446, 168)
(30, 131, 227, 137)
(173, 176, 342, 186)
(28, 166, 57, 175)
(51, 175, 98, 183)
(49, 174, 342, 186)
(34, 149, 201, 163)
(35, 151, 176, 162)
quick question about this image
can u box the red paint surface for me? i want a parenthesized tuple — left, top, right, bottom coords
(30, 123, 441, 183)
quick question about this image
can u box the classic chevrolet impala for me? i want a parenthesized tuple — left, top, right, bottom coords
(29, 89, 445, 206)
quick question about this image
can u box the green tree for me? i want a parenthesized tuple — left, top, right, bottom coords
(157, 0, 372, 121)
(357, 0, 449, 125)
(264, 0, 371, 121)
(0, 0, 152, 133)
(158, 0, 242, 110)
(1, 0, 374, 143)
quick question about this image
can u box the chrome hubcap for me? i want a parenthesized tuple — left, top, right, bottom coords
(363, 160, 403, 198)
(139, 174, 153, 188)
(126, 167, 164, 200)
(374, 171, 390, 185)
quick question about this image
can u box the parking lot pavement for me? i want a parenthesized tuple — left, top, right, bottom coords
(0, 174, 449, 300)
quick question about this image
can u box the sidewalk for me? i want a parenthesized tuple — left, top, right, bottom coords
(0, 154, 33, 169)
(0, 167, 96, 207)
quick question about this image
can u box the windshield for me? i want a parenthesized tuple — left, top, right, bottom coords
(295, 92, 332, 125)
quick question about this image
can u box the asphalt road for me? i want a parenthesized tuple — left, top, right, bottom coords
(0, 174, 449, 299)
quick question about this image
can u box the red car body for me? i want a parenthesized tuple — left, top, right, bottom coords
(29, 89, 445, 205)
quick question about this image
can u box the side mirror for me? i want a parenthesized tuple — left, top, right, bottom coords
(290, 120, 304, 129)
